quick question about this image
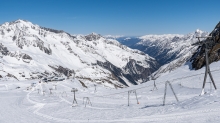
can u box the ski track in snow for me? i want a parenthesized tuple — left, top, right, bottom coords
(1, 61, 220, 122)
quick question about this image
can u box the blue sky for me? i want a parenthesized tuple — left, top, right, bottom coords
(0, 0, 219, 36)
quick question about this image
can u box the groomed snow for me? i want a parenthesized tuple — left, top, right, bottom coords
(1, 60, 220, 123)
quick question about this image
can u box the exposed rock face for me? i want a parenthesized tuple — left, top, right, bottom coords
(85, 33, 102, 41)
(14, 33, 52, 55)
(40, 27, 64, 34)
(191, 22, 220, 70)
(123, 59, 159, 82)
(97, 61, 131, 86)
(0, 43, 9, 56)
(0, 43, 32, 62)
(48, 65, 75, 77)
(97, 58, 160, 86)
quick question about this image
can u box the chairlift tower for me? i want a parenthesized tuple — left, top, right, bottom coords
(49, 88, 53, 95)
(151, 75, 158, 91)
(128, 90, 139, 106)
(37, 89, 40, 94)
(53, 84, 57, 90)
(42, 90, 46, 96)
(67, 70, 70, 79)
(83, 97, 92, 107)
(192, 36, 217, 95)
(94, 84, 97, 93)
(71, 88, 78, 106)
(163, 81, 179, 106)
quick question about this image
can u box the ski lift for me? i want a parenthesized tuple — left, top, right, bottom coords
(192, 36, 218, 95)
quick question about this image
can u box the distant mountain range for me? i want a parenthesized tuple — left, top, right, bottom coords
(108, 30, 208, 66)
(105, 29, 209, 78)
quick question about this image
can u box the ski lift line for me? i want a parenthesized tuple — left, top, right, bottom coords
(88, 76, 203, 99)
(63, 68, 220, 100)
(87, 68, 220, 98)
(72, 68, 220, 100)
(88, 91, 128, 98)
(89, 81, 166, 98)
(171, 68, 220, 82)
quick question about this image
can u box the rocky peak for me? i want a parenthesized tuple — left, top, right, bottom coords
(194, 29, 208, 38)
(85, 32, 103, 41)
(14, 19, 30, 23)
(40, 27, 65, 34)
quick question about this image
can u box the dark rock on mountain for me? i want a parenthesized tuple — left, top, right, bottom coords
(85, 33, 102, 41)
(40, 27, 64, 34)
(123, 59, 159, 82)
(22, 54, 32, 60)
(191, 22, 220, 70)
(97, 58, 160, 86)
(48, 65, 75, 77)
(97, 61, 130, 86)
(0, 43, 9, 55)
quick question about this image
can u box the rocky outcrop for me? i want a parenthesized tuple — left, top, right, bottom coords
(97, 58, 160, 86)
(85, 33, 102, 41)
(0, 43, 9, 56)
(123, 59, 159, 82)
(0, 43, 32, 63)
(15, 34, 52, 55)
(191, 22, 220, 70)
(97, 61, 130, 86)
(40, 27, 64, 34)
(48, 65, 75, 77)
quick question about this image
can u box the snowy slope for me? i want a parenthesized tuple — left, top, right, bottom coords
(0, 19, 159, 87)
(1, 55, 220, 122)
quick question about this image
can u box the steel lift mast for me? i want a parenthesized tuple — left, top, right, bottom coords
(192, 36, 217, 95)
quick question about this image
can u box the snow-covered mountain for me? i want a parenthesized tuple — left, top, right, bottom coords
(139, 30, 209, 78)
(116, 30, 209, 78)
(134, 30, 208, 65)
(0, 19, 160, 87)
(104, 35, 124, 39)
(153, 21, 220, 79)
(117, 31, 208, 64)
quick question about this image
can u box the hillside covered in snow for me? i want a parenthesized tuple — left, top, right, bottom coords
(1, 52, 220, 123)
(0, 19, 160, 88)
(114, 29, 210, 78)
(117, 30, 208, 66)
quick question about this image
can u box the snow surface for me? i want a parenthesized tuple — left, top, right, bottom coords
(1, 59, 220, 122)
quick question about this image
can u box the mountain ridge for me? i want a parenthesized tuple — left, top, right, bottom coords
(0, 19, 160, 88)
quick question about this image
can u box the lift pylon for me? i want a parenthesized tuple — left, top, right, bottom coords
(71, 88, 78, 106)
(192, 36, 217, 95)
(163, 81, 179, 106)
(128, 90, 139, 106)
(151, 75, 158, 91)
